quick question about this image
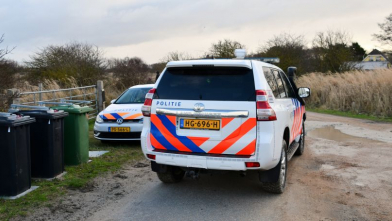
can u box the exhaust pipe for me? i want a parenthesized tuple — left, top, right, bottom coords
(185, 169, 200, 180)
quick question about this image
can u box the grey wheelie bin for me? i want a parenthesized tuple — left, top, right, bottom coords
(0, 113, 35, 197)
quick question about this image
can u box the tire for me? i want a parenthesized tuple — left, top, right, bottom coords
(157, 166, 185, 183)
(261, 140, 287, 194)
(295, 121, 305, 156)
(100, 140, 110, 144)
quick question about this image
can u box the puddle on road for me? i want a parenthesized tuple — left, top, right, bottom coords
(308, 126, 382, 144)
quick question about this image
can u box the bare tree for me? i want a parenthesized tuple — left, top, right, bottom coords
(161, 51, 194, 63)
(208, 39, 245, 58)
(373, 13, 392, 46)
(312, 30, 354, 72)
(0, 34, 15, 61)
(108, 57, 151, 88)
(255, 33, 311, 75)
(0, 60, 18, 90)
(0, 34, 18, 91)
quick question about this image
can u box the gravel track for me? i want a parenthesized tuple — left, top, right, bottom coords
(17, 112, 392, 221)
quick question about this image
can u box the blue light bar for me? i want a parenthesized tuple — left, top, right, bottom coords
(245, 57, 280, 64)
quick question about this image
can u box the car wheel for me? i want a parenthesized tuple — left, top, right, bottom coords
(261, 140, 287, 194)
(157, 166, 185, 183)
(295, 121, 305, 156)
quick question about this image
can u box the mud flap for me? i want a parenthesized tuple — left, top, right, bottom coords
(259, 162, 280, 183)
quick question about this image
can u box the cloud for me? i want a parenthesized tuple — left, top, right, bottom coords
(1, 0, 391, 63)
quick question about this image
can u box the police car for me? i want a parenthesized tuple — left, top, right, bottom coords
(140, 50, 310, 193)
(94, 84, 154, 141)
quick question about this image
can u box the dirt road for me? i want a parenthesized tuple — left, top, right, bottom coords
(20, 112, 392, 221)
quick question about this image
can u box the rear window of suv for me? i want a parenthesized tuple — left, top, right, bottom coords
(155, 67, 256, 101)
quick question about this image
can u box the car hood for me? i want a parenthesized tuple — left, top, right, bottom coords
(99, 103, 143, 120)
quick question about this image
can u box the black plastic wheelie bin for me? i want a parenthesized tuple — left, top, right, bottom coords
(0, 113, 35, 197)
(14, 110, 69, 179)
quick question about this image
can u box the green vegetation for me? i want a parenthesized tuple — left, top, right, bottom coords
(308, 108, 392, 122)
(0, 123, 144, 221)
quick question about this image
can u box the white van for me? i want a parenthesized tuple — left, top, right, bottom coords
(140, 50, 310, 193)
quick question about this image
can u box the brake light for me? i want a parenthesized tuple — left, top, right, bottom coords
(256, 90, 277, 121)
(142, 88, 156, 117)
(245, 162, 260, 168)
(147, 154, 156, 160)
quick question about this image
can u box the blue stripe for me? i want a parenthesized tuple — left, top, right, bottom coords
(150, 122, 179, 151)
(111, 113, 122, 119)
(157, 115, 206, 153)
(101, 115, 107, 120)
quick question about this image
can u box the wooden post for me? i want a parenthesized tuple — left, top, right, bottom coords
(38, 83, 43, 101)
(97, 80, 105, 112)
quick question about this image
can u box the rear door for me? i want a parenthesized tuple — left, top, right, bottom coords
(264, 68, 294, 148)
(150, 67, 257, 156)
(279, 71, 304, 144)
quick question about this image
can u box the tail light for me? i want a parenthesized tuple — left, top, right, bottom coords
(256, 90, 277, 121)
(245, 162, 260, 168)
(142, 88, 156, 117)
(147, 154, 156, 160)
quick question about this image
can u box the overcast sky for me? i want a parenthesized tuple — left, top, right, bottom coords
(1, 0, 391, 64)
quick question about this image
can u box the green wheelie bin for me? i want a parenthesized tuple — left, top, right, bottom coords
(52, 105, 93, 165)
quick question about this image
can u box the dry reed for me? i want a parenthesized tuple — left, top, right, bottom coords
(297, 69, 392, 117)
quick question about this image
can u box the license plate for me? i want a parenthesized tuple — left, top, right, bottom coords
(109, 127, 130, 132)
(180, 119, 220, 130)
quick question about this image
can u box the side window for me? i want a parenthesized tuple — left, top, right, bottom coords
(262, 67, 279, 98)
(272, 69, 287, 98)
(279, 71, 296, 98)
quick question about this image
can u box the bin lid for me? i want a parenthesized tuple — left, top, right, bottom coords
(13, 110, 69, 119)
(52, 105, 94, 114)
(0, 112, 35, 127)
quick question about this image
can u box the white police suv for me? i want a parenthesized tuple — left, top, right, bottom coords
(140, 50, 310, 193)
(94, 84, 153, 141)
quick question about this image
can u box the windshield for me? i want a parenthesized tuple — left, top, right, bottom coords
(115, 87, 152, 104)
(155, 67, 255, 101)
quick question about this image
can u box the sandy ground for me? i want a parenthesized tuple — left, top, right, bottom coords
(15, 112, 392, 221)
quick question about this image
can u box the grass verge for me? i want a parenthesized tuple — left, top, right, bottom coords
(308, 108, 392, 123)
(0, 121, 144, 221)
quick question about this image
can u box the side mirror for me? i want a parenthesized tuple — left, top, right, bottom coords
(110, 99, 116, 104)
(298, 87, 311, 98)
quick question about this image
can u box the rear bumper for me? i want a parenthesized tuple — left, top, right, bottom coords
(142, 144, 278, 171)
(141, 119, 279, 171)
(94, 131, 141, 140)
(154, 153, 249, 170)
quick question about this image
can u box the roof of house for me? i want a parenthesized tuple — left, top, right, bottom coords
(368, 49, 388, 59)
